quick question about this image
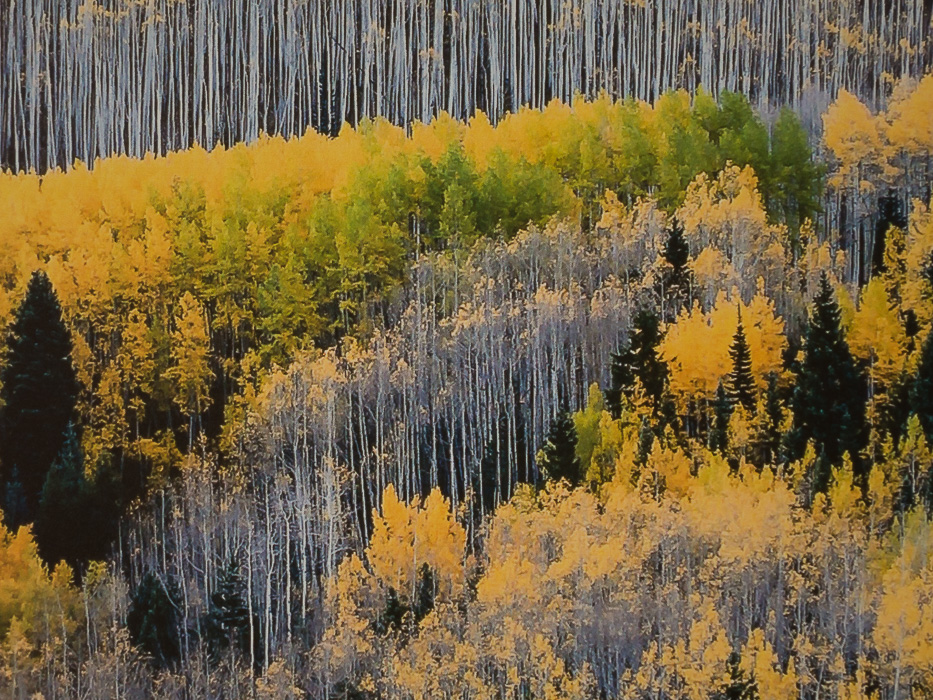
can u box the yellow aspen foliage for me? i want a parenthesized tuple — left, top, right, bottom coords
(677, 164, 785, 294)
(727, 405, 753, 462)
(827, 456, 864, 519)
(901, 201, 933, 330)
(676, 605, 733, 700)
(367, 485, 466, 600)
(848, 278, 908, 389)
(886, 75, 933, 157)
(690, 246, 739, 302)
(741, 629, 798, 700)
(315, 554, 380, 691)
(874, 562, 933, 695)
(679, 164, 770, 253)
(166, 292, 213, 421)
(866, 464, 896, 538)
(892, 416, 933, 517)
(823, 90, 896, 193)
(662, 291, 786, 406)
(642, 440, 693, 499)
(573, 383, 607, 475)
(366, 485, 415, 595)
(410, 112, 465, 162)
(0, 517, 77, 663)
(589, 411, 638, 486)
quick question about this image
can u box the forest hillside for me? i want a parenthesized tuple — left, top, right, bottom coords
(0, 2, 933, 699)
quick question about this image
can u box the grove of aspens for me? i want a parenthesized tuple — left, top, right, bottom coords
(0, 1, 932, 698)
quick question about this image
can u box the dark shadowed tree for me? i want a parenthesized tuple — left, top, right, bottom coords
(205, 558, 252, 659)
(911, 328, 933, 442)
(606, 309, 669, 419)
(0, 271, 79, 525)
(789, 273, 867, 492)
(128, 572, 181, 669)
(710, 381, 732, 454)
(538, 410, 581, 487)
(727, 309, 756, 412)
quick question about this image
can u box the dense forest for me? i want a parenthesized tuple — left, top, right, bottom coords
(1, 2, 933, 699)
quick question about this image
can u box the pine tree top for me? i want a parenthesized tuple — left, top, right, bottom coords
(727, 307, 756, 412)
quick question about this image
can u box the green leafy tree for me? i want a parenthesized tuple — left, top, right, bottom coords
(789, 273, 867, 491)
(769, 108, 823, 237)
(0, 271, 79, 524)
(727, 309, 756, 412)
(538, 410, 581, 487)
(33, 425, 86, 567)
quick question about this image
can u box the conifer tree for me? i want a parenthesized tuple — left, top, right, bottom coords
(538, 410, 581, 487)
(752, 373, 786, 466)
(662, 220, 691, 290)
(727, 308, 756, 412)
(710, 381, 732, 454)
(0, 271, 79, 524)
(128, 572, 181, 669)
(606, 309, 669, 419)
(714, 652, 758, 700)
(205, 558, 251, 659)
(33, 424, 88, 568)
(910, 328, 933, 441)
(789, 273, 867, 491)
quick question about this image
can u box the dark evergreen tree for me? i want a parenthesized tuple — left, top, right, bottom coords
(205, 559, 251, 658)
(710, 381, 732, 454)
(911, 328, 933, 442)
(34, 424, 86, 568)
(375, 588, 407, 635)
(713, 652, 758, 700)
(0, 271, 79, 524)
(412, 563, 436, 623)
(606, 309, 669, 419)
(727, 308, 756, 412)
(127, 572, 181, 669)
(751, 373, 785, 466)
(539, 410, 581, 487)
(32, 424, 120, 570)
(1, 469, 28, 529)
(789, 273, 868, 491)
(662, 220, 690, 290)
(636, 417, 655, 468)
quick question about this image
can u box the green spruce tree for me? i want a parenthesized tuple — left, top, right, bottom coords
(714, 651, 758, 700)
(727, 308, 756, 412)
(662, 220, 690, 290)
(606, 309, 669, 419)
(127, 572, 181, 669)
(0, 271, 79, 524)
(710, 381, 732, 454)
(538, 410, 581, 487)
(789, 273, 867, 491)
(34, 424, 87, 568)
(205, 558, 252, 659)
(751, 373, 786, 466)
(910, 328, 933, 441)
